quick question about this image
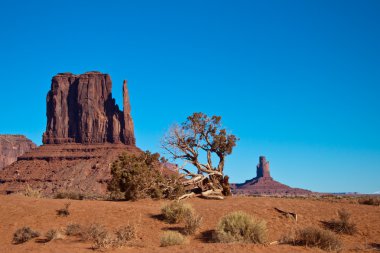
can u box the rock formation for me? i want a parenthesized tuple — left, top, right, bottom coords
(0, 135, 36, 170)
(232, 156, 312, 196)
(42, 72, 135, 145)
(0, 72, 139, 196)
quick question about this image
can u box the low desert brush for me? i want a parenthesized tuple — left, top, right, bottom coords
(160, 231, 187, 247)
(291, 226, 342, 251)
(55, 192, 85, 200)
(66, 223, 82, 236)
(114, 225, 137, 247)
(13, 227, 40, 244)
(214, 211, 268, 244)
(24, 185, 42, 198)
(56, 203, 71, 217)
(323, 209, 357, 235)
(183, 213, 203, 235)
(161, 201, 194, 224)
(45, 229, 65, 242)
(358, 196, 380, 206)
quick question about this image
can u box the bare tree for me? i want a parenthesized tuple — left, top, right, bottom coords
(162, 113, 238, 200)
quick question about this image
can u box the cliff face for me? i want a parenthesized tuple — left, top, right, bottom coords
(42, 71, 135, 145)
(0, 135, 36, 170)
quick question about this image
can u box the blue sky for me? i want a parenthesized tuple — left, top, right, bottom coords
(0, 0, 379, 193)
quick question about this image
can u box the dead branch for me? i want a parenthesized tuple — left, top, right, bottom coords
(274, 208, 298, 221)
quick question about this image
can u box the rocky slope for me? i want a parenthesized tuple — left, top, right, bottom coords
(0, 135, 36, 170)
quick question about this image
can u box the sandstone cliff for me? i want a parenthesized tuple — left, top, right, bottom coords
(0, 135, 36, 170)
(42, 71, 135, 145)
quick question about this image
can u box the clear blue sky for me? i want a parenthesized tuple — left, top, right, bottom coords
(0, 0, 379, 193)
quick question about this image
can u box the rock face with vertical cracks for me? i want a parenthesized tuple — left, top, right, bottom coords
(42, 71, 135, 145)
(0, 135, 36, 170)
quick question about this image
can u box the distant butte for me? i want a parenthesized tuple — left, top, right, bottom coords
(0, 72, 141, 196)
(232, 156, 312, 196)
(0, 135, 36, 170)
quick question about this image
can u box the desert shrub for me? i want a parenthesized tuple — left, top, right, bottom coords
(81, 223, 136, 249)
(358, 196, 380, 206)
(183, 213, 203, 235)
(66, 224, 82, 236)
(214, 211, 267, 244)
(24, 185, 42, 198)
(114, 225, 137, 247)
(56, 203, 71, 217)
(323, 209, 357, 235)
(45, 229, 65, 242)
(13, 227, 40, 244)
(108, 151, 184, 201)
(161, 201, 194, 224)
(292, 226, 342, 251)
(160, 231, 186, 247)
(55, 192, 84, 200)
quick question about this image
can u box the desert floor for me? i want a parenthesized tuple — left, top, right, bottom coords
(0, 195, 379, 253)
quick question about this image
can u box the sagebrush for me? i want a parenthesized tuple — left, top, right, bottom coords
(291, 226, 342, 251)
(13, 227, 40, 244)
(323, 209, 357, 235)
(214, 211, 267, 244)
(161, 201, 194, 224)
(160, 231, 187, 247)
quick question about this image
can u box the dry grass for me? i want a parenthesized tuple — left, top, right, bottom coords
(56, 203, 71, 217)
(290, 226, 342, 251)
(323, 209, 357, 235)
(183, 213, 203, 235)
(160, 231, 187, 247)
(24, 185, 42, 198)
(65, 224, 82, 236)
(358, 196, 380, 206)
(81, 223, 136, 250)
(161, 201, 194, 224)
(55, 192, 85, 200)
(45, 229, 65, 242)
(213, 211, 268, 244)
(12, 227, 40, 244)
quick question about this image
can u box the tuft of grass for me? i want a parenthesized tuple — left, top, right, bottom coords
(45, 229, 65, 242)
(323, 209, 357, 235)
(65, 224, 82, 236)
(161, 201, 194, 224)
(214, 211, 268, 244)
(291, 226, 342, 251)
(24, 185, 42, 198)
(183, 213, 203, 235)
(160, 231, 187, 247)
(358, 196, 380, 206)
(13, 227, 40, 244)
(56, 203, 71, 217)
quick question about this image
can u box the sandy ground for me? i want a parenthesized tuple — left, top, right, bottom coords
(0, 195, 379, 253)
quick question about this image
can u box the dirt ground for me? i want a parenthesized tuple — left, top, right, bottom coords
(0, 195, 379, 253)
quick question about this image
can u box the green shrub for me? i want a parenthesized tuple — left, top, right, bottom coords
(292, 226, 342, 251)
(45, 229, 65, 242)
(160, 231, 186, 247)
(66, 224, 82, 236)
(13, 227, 40, 244)
(324, 209, 357, 235)
(184, 213, 203, 235)
(161, 201, 194, 224)
(108, 151, 185, 201)
(214, 211, 267, 244)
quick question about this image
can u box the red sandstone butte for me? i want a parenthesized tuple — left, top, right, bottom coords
(0, 72, 141, 196)
(0, 135, 36, 170)
(43, 72, 135, 145)
(232, 156, 312, 196)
